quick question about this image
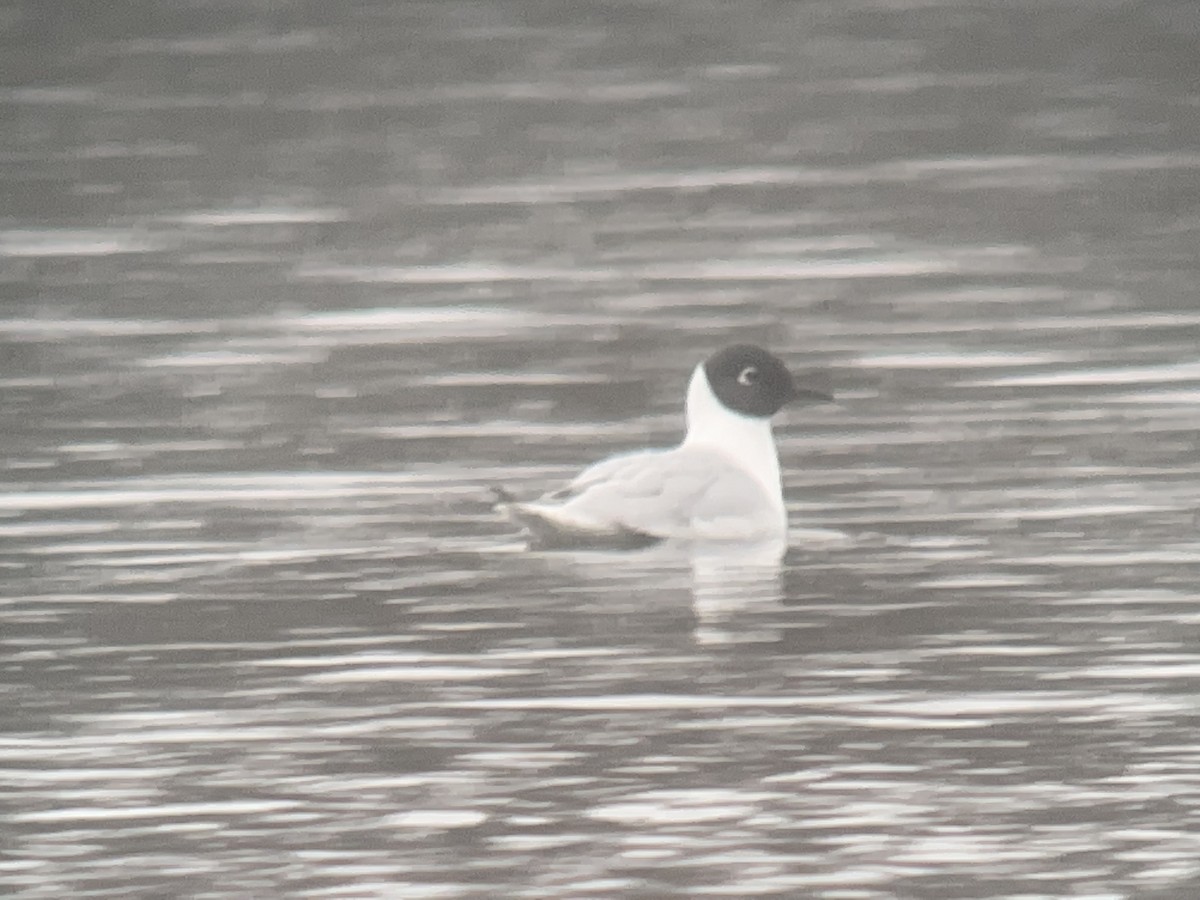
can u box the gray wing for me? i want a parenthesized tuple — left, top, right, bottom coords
(525, 445, 780, 540)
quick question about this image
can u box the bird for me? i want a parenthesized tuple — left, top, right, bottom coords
(495, 345, 831, 553)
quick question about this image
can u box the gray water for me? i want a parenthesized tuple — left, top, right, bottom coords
(4, 2, 1200, 898)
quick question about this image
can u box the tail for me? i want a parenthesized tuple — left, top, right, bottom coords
(492, 485, 658, 550)
(507, 504, 661, 551)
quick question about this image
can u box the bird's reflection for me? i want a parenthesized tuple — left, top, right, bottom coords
(508, 538, 788, 644)
(495, 525, 866, 645)
(686, 541, 786, 645)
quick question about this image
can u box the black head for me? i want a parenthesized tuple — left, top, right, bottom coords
(702, 345, 798, 418)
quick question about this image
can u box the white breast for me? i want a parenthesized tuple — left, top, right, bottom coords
(680, 364, 785, 523)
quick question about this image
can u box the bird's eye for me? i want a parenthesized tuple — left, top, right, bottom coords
(737, 366, 759, 386)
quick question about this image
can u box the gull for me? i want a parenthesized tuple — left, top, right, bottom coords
(496, 345, 831, 553)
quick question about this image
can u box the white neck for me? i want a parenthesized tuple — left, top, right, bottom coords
(681, 364, 784, 514)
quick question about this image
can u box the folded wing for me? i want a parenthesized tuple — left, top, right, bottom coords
(510, 445, 781, 543)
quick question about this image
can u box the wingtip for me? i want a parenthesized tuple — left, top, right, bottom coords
(490, 485, 519, 506)
(500, 499, 661, 551)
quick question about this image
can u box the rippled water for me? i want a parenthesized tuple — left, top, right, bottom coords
(4, 1, 1200, 897)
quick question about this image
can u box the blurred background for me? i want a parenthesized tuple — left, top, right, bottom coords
(4, 1, 1200, 897)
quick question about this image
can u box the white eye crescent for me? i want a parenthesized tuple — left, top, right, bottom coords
(737, 366, 759, 386)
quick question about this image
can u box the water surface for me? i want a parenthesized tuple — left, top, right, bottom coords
(4, 1, 1200, 897)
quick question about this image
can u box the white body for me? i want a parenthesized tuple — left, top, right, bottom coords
(508, 364, 787, 544)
